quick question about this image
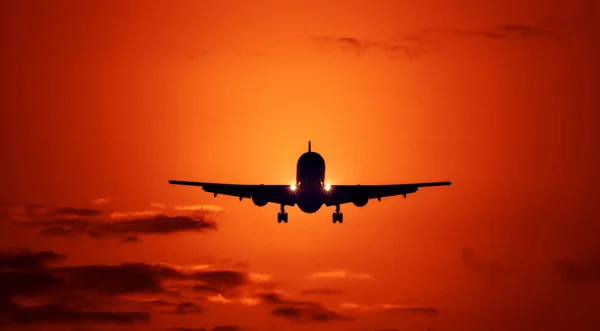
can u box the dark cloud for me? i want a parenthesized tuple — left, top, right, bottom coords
(0, 249, 258, 327)
(5, 303, 150, 325)
(461, 247, 504, 274)
(309, 36, 433, 60)
(423, 23, 559, 39)
(300, 288, 344, 296)
(271, 305, 349, 322)
(122, 236, 141, 243)
(258, 291, 351, 323)
(53, 264, 166, 294)
(310, 20, 562, 60)
(193, 284, 220, 294)
(555, 249, 600, 285)
(0, 249, 66, 270)
(195, 270, 248, 290)
(212, 326, 241, 331)
(2, 203, 219, 240)
(383, 305, 439, 315)
(174, 302, 203, 315)
(167, 327, 239, 331)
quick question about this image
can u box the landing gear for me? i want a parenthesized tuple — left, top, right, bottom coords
(277, 204, 288, 223)
(332, 204, 343, 224)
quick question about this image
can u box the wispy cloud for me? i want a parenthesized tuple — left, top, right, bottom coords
(309, 20, 564, 60)
(91, 198, 111, 206)
(300, 288, 344, 296)
(340, 302, 439, 315)
(1, 202, 222, 241)
(150, 202, 166, 209)
(174, 205, 225, 213)
(309, 36, 435, 60)
(305, 270, 373, 280)
(166, 327, 241, 331)
(422, 23, 560, 39)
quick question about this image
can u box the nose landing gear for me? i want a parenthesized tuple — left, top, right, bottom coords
(332, 204, 343, 224)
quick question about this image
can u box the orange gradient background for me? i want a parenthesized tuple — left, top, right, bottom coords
(1, 0, 599, 330)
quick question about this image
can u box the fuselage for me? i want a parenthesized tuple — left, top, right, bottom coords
(295, 150, 327, 213)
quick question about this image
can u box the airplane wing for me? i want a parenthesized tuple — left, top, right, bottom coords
(168, 180, 297, 206)
(323, 181, 452, 206)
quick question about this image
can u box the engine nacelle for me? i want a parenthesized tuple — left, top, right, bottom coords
(252, 194, 268, 207)
(352, 195, 368, 207)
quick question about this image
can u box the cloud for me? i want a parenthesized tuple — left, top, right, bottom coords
(0, 249, 66, 270)
(309, 20, 563, 60)
(271, 305, 350, 322)
(309, 36, 434, 60)
(300, 288, 344, 296)
(340, 302, 439, 316)
(380, 304, 439, 315)
(212, 327, 240, 331)
(122, 236, 141, 243)
(460, 247, 504, 274)
(3, 303, 150, 325)
(257, 291, 352, 323)
(91, 198, 111, 206)
(0, 249, 272, 327)
(174, 205, 225, 213)
(174, 302, 203, 315)
(167, 327, 240, 331)
(555, 249, 600, 285)
(305, 270, 373, 280)
(421, 24, 556, 39)
(2, 202, 220, 241)
(151, 202, 166, 209)
(0, 249, 353, 327)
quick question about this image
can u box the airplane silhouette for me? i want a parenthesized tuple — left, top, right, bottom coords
(168, 141, 451, 223)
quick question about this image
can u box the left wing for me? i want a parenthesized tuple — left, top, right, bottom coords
(323, 181, 452, 206)
(168, 180, 296, 206)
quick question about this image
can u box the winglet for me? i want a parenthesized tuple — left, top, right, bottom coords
(308, 141, 311, 152)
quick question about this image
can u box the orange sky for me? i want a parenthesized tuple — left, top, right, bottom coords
(1, 0, 599, 330)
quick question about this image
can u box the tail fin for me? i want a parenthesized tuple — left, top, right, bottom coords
(308, 141, 311, 152)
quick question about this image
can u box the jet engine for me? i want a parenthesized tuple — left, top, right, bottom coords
(252, 195, 268, 207)
(252, 186, 268, 207)
(352, 194, 368, 207)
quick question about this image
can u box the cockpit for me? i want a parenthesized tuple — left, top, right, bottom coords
(296, 151, 326, 187)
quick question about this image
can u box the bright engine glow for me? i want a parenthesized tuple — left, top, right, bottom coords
(324, 185, 331, 191)
(290, 184, 297, 191)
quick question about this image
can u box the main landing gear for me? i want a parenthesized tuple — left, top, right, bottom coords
(332, 204, 343, 224)
(277, 204, 288, 223)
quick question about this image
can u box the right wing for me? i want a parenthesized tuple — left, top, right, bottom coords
(324, 181, 452, 206)
(168, 180, 297, 206)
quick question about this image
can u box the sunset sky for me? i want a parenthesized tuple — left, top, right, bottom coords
(1, 0, 599, 330)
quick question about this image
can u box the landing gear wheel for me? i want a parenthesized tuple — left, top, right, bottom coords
(277, 204, 288, 223)
(277, 212, 288, 223)
(332, 212, 343, 224)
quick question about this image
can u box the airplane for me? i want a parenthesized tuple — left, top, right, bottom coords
(168, 141, 451, 224)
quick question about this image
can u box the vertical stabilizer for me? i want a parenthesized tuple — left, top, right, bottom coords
(308, 141, 311, 152)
